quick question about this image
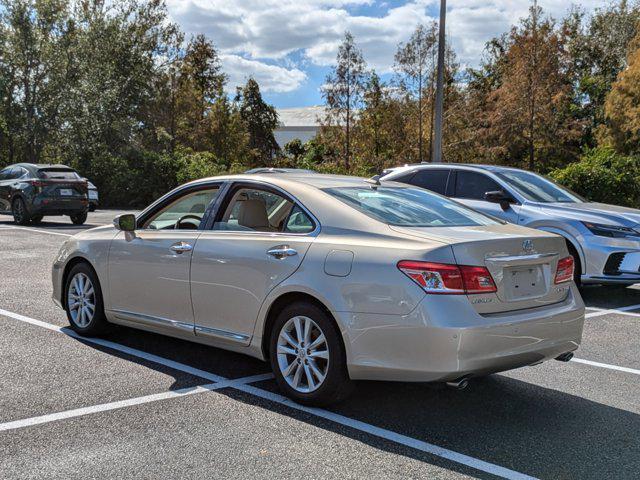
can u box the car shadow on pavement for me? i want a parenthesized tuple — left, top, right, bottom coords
(580, 284, 640, 309)
(68, 325, 639, 480)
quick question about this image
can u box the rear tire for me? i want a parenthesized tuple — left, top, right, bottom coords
(12, 197, 30, 225)
(30, 215, 43, 224)
(269, 301, 353, 406)
(64, 263, 110, 336)
(70, 212, 87, 225)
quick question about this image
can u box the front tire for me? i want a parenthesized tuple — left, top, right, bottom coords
(70, 212, 87, 225)
(64, 263, 110, 335)
(270, 302, 353, 406)
(12, 197, 30, 225)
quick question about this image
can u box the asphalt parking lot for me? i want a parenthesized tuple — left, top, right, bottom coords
(1, 210, 639, 479)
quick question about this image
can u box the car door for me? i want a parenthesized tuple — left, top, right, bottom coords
(189, 182, 318, 345)
(107, 183, 222, 335)
(450, 170, 520, 223)
(0, 167, 13, 212)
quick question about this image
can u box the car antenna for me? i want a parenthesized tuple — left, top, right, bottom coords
(365, 175, 381, 188)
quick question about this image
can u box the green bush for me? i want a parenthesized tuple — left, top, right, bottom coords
(175, 151, 228, 184)
(550, 147, 640, 207)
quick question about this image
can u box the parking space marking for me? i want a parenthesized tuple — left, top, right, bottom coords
(0, 308, 228, 383)
(0, 373, 272, 433)
(571, 358, 640, 376)
(0, 226, 72, 237)
(0, 308, 535, 480)
(585, 303, 640, 319)
(235, 383, 537, 480)
(585, 306, 640, 318)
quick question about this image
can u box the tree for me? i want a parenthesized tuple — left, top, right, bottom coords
(599, 30, 640, 154)
(176, 34, 227, 152)
(562, 1, 640, 147)
(0, 0, 76, 163)
(236, 78, 279, 166)
(476, 4, 581, 170)
(322, 32, 367, 170)
(394, 23, 437, 162)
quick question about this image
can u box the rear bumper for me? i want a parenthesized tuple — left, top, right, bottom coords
(342, 284, 584, 382)
(31, 196, 88, 216)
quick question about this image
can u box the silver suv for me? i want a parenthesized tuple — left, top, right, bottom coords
(382, 163, 640, 285)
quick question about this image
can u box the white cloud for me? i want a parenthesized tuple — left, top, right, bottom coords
(166, 0, 609, 95)
(220, 54, 307, 93)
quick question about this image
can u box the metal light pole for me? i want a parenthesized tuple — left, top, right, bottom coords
(432, 0, 446, 163)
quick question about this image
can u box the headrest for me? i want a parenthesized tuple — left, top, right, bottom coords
(237, 199, 270, 229)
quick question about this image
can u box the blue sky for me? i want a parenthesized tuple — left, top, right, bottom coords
(166, 1, 605, 108)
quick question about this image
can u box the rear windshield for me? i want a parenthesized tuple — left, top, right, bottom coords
(323, 186, 500, 227)
(38, 168, 81, 180)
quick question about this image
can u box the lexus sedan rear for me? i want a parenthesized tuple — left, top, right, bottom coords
(51, 173, 584, 405)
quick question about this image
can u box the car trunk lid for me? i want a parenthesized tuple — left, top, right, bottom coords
(390, 224, 570, 313)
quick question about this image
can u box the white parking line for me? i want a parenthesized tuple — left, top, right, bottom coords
(585, 303, 640, 319)
(571, 358, 640, 376)
(585, 307, 640, 318)
(0, 308, 535, 480)
(0, 373, 272, 433)
(1, 226, 72, 237)
(236, 383, 537, 480)
(0, 309, 228, 383)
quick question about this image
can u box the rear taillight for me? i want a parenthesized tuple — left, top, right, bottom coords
(28, 180, 45, 188)
(397, 261, 497, 295)
(555, 256, 574, 284)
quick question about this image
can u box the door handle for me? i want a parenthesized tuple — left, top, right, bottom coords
(170, 241, 193, 254)
(267, 245, 298, 259)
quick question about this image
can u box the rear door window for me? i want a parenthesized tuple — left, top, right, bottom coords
(214, 187, 315, 234)
(407, 169, 450, 195)
(453, 171, 502, 200)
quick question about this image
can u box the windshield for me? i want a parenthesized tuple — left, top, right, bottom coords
(323, 186, 501, 227)
(495, 170, 583, 203)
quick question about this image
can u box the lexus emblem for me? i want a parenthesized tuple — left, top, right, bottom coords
(522, 239, 535, 253)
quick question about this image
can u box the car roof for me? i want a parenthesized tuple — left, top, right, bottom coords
(10, 163, 75, 170)
(244, 167, 317, 174)
(384, 162, 527, 175)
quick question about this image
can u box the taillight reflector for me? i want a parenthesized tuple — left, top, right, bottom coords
(397, 261, 497, 295)
(555, 256, 574, 284)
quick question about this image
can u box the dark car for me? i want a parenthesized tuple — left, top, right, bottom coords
(87, 180, 99, 211)
(0, 163, 89, 225)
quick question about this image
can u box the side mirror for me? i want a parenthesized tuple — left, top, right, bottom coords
(484, 190, 515, 211)
(113, 214, 136, 232)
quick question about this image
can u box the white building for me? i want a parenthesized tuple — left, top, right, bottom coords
(274, 106, 325, 148)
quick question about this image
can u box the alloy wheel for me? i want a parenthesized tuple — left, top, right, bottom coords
(67, 273, 96, 328)
(276, 316, 329, 393)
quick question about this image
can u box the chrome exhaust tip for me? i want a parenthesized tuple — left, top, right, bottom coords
(555, 352, 574, 362)
(446, 377, 470, 390)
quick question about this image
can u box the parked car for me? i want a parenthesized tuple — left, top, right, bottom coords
(381, 164, 640, 286)
(0, 163, 88, 225)
(51, 173, 584, 405)
(87, 180, 99, 211)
